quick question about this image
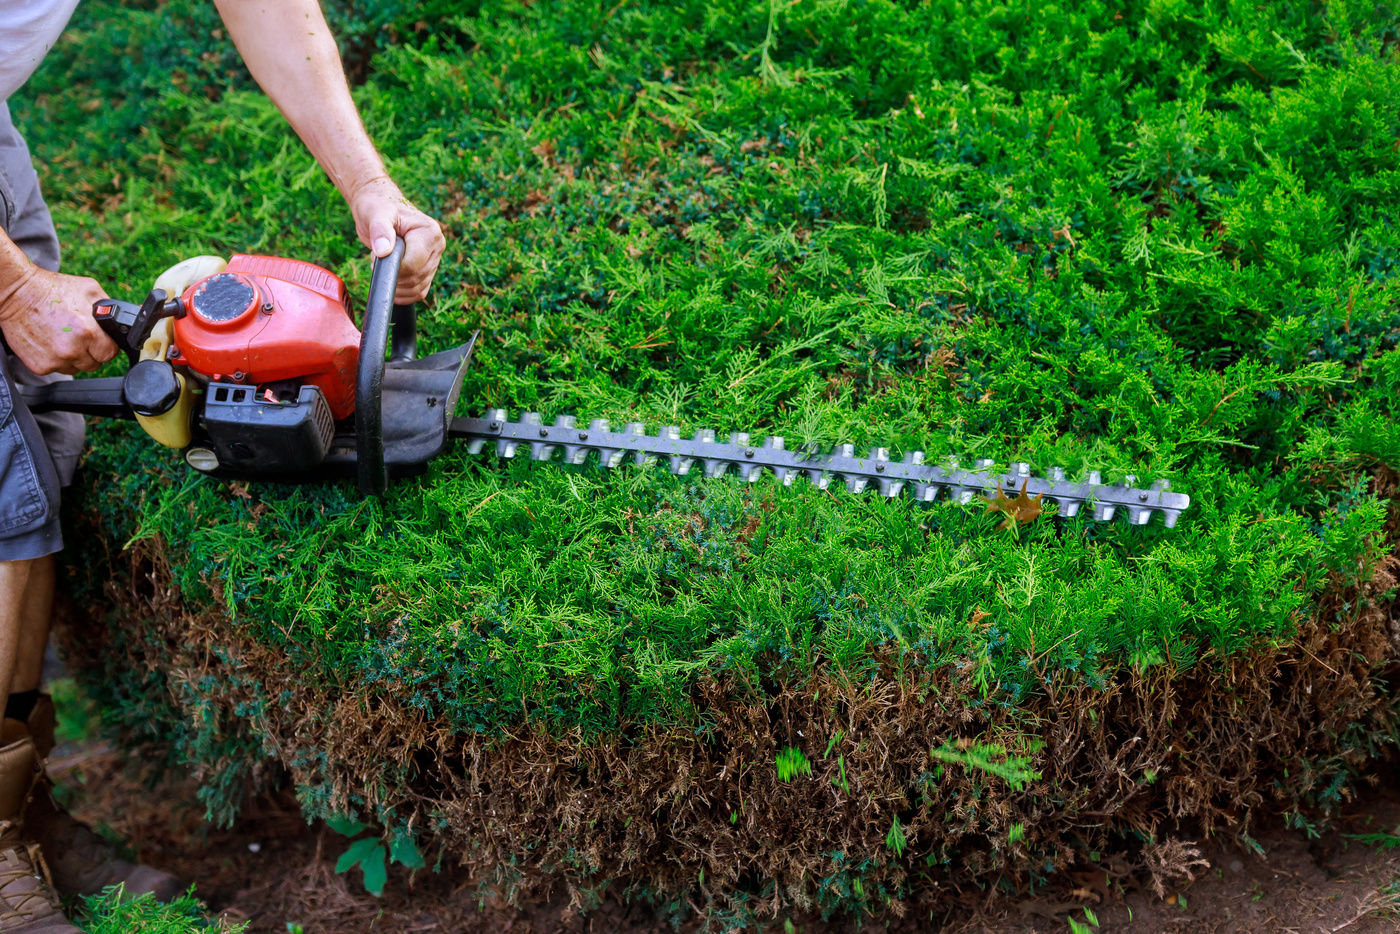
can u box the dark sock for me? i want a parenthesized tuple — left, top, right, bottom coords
(5, 689, 39, 723)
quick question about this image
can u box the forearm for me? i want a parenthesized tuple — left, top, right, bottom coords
(213, 0, 386, 199)
(0, 231, 36, 308)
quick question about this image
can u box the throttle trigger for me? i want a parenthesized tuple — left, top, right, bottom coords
(92, 290, 184, 366)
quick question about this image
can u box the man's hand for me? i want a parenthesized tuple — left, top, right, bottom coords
(0, 266, 119, 375)
(215, 0, 447, 305)
(349, 175, 446, 305)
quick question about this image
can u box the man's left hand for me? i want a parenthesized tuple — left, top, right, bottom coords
(349, 176, 445, 305)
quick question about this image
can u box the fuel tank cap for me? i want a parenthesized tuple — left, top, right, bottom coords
(190, 273, 258, 324)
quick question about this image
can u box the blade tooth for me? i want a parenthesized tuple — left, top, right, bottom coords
(1163, 509, 1181, 529)
(553, 415, 577, 429)
(762, 435, 786, 450)
(845, 475, 867, 494)
(1010, 461, 1031, 479)
(729, 432, 751, 446)
(625, 423, 657, 467)
(529, 442, 555, 462)
(487, 407, 508, 421)
(599, 449, 625, 469)
(496, 439, 519, 458)
(1150, 478, 1172, 493)
(738, 463, 763, 482)
(838, 443, 856, 459)
(1059, 499, 1081, 518)
(903, 450, 925, 466)
(973, 458, 995, 474)
(869, 447, 895, 496)
(806, 468, 829, 490)
(588, 418, 611, 433)
(466, 439, 486, 455)
(1127, 506, 1149, 526)
(522, 411, 543, 425)
(912, 482, 938, 502)
(667, 430, 690, 474)
(698, 429, 724, 478)
(773, 467, 796, 486)
(562, 445, 585, 464)
(1123, 473, 1138, 487)
(1093, 503, 1116, 522)
(1088, 470, 1102, 485)
(1050, 466, 1067, 481)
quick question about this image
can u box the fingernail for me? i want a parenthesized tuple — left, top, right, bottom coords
(373, 237, 392, 255)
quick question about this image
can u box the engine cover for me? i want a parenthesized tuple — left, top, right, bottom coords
(171, 255, 360, 420)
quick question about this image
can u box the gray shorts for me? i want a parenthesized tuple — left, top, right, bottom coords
(0, 100, 85, 562)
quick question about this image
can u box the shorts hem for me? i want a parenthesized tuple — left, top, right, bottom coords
(0, 516, 61, 561)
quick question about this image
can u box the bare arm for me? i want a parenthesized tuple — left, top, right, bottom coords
(212, 0, 444, 303)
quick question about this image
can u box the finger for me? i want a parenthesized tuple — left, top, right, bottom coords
(400, 223, 441, 276)
(69, 345, 102, 373)
(394, 277, 429, 304)
(92, 338, 121, 365)
(368, 210, 399, 258)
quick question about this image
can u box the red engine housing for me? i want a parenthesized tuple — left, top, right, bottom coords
(171, 255, 360, 420)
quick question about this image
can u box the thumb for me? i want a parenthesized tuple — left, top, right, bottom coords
(368, 211, 398, 258)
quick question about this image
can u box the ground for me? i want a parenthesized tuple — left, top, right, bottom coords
(48, 691, 1400, 933)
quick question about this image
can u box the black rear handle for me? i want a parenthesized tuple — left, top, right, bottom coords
(356, 237, 417, 495)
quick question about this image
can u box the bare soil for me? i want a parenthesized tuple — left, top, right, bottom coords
(46, 743, 1400, 933)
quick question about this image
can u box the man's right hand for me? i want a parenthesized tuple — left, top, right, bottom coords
(0, 265, 120, 375)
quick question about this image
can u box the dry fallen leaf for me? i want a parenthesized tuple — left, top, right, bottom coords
(984, 478, 1044, 530)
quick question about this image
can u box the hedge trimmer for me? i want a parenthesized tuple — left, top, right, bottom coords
(21, 243, 1191, 528)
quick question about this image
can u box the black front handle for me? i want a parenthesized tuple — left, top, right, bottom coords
(356, 237, 418, 495)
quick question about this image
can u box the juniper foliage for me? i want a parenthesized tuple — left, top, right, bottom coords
(19, 0, 1400, 854)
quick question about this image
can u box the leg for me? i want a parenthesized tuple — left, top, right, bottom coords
(0, 559, 34, 718)
(8, 554, 51, 698)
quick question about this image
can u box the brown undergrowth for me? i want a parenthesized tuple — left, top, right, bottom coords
(57, 513, 1400, 923)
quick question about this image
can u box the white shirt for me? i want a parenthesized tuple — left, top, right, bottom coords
(0, 1, 81, 101)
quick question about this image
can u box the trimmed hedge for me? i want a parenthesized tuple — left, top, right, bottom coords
(21, 0, 1400, 921)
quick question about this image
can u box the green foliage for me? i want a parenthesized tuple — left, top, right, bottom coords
(76, 886, 242, 934)
(336, 838, 389, 896)
(1346, 833, 1400, 851)
(885, 815, 907, 857)
(325, 814, 424, 893)
(20, 0, 1400, 906)
(49, 678, 100, 747)
(776, 746, 811, 782)
(930, 742, 1042, 791)
(1068, 907, 1100, 933)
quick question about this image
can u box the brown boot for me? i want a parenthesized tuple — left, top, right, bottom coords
(24, 695, 184, 901)
(0, 720, 79, 933)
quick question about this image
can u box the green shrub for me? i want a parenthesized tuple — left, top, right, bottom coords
(75, 886, 241, 934)
(22, 0, 1400, 922)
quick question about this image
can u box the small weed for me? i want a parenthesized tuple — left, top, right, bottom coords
(1067, 907, 1100, 933)
(885, 816, 907, 858)
(930, 742, 1041, 791)
(75, 885, 243, 933)
(776, 746, 811, 782)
